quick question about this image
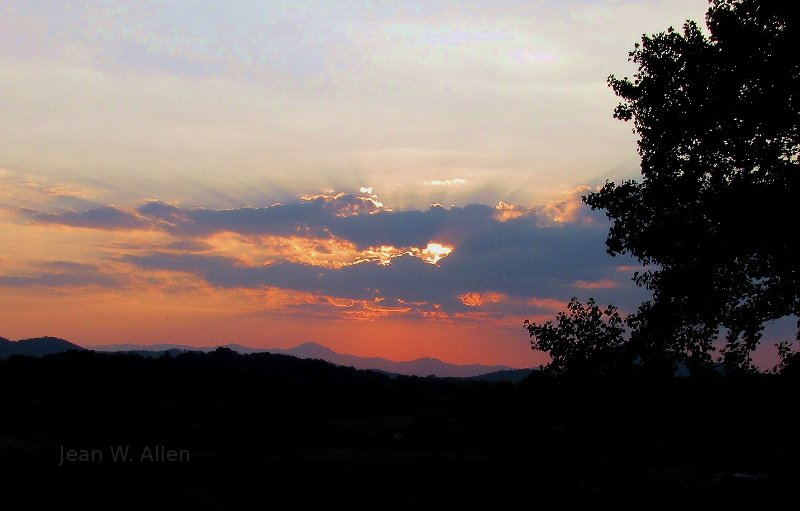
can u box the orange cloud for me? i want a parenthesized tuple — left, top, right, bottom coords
(458, 291, 506, 307)
(417, 243, 452, 265)
(527, 296, 566, 311)
(0, 168, 101, 204)
(573, 279, 619, 289)
(300, 190, 384, 216)
(542, 185, 594, 223)
(342, 300, 414, 321)
(494, 186, 595, 224)
(205, 232, 453, 269)
(494, 201, 528, 222)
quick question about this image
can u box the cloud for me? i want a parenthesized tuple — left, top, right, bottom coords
(494, 201, 529, 222)
(116, 203, 635, 314)
(541, 186, 595, 223)
(424, 178, 467, 186)
(494, 187, 602, 225)
(194, 232, 453, 269)
(459, 291, 506, 307)
(300, 190, 385, 216)
(0, 261, 126, 288)
(574, 279, 619, 289)
(0, 168, 103, 211)
(133, 190, 390, 241)
(21, 206, 151, 230)
(527, 297, 566, 312)
(8, 189, 649, 319)
(22, 189, 497, 249)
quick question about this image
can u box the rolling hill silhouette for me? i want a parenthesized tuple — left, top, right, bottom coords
(91, 341, 525, 378)
(269, 342, 521, 378)
(0, 336, 83, 359)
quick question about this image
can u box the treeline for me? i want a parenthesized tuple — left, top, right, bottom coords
(1, 348, 798, 507)
(0, 348, 520, 454)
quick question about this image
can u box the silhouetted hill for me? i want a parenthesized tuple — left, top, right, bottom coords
(109, 348, 196, 358)
(268, 342, 518, 377)
(0, 337, 12, 356)
(0, 336, 83, 359)
(93, 341, 523, 378)
(464, 368, 535, 383)
(223, 343, 267, 354)
(92, 343, 214, 353)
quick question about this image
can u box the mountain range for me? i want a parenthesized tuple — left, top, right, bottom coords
(266, 342, 529, 379)
(1, 336, 532, 380)
(93, 341, 531, 379)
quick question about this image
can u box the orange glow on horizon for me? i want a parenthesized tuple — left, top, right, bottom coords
(0, 285, 543, 368)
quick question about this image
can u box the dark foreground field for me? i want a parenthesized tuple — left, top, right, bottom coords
(1, 348, 797, 509)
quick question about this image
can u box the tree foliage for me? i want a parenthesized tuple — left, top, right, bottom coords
(525, 298, 629, 376)
(583, 0, 800, 371)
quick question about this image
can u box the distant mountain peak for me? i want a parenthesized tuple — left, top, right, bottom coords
(294, 341, 330, 349)
(18, 336, 73, 343)
(0, 336, 83, 359)
(288, 342, 339, 355)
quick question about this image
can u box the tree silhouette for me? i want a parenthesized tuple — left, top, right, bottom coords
(584, 0, 800, 371)
(525, 298, 629, 376)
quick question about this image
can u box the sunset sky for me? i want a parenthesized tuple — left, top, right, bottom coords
(1, 0, 748, 368)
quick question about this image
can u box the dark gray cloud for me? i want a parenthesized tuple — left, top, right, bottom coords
(24, 193, 512, 249)
(0, 262, 126, 288)
(333, 204, 497, 248)
(21, 206, 151, 230)
(135, 192, 389, 242)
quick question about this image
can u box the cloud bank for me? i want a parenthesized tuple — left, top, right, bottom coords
(6, 188, 647, 323)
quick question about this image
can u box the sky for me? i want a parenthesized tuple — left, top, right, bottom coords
(5, 0, 774, 369)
